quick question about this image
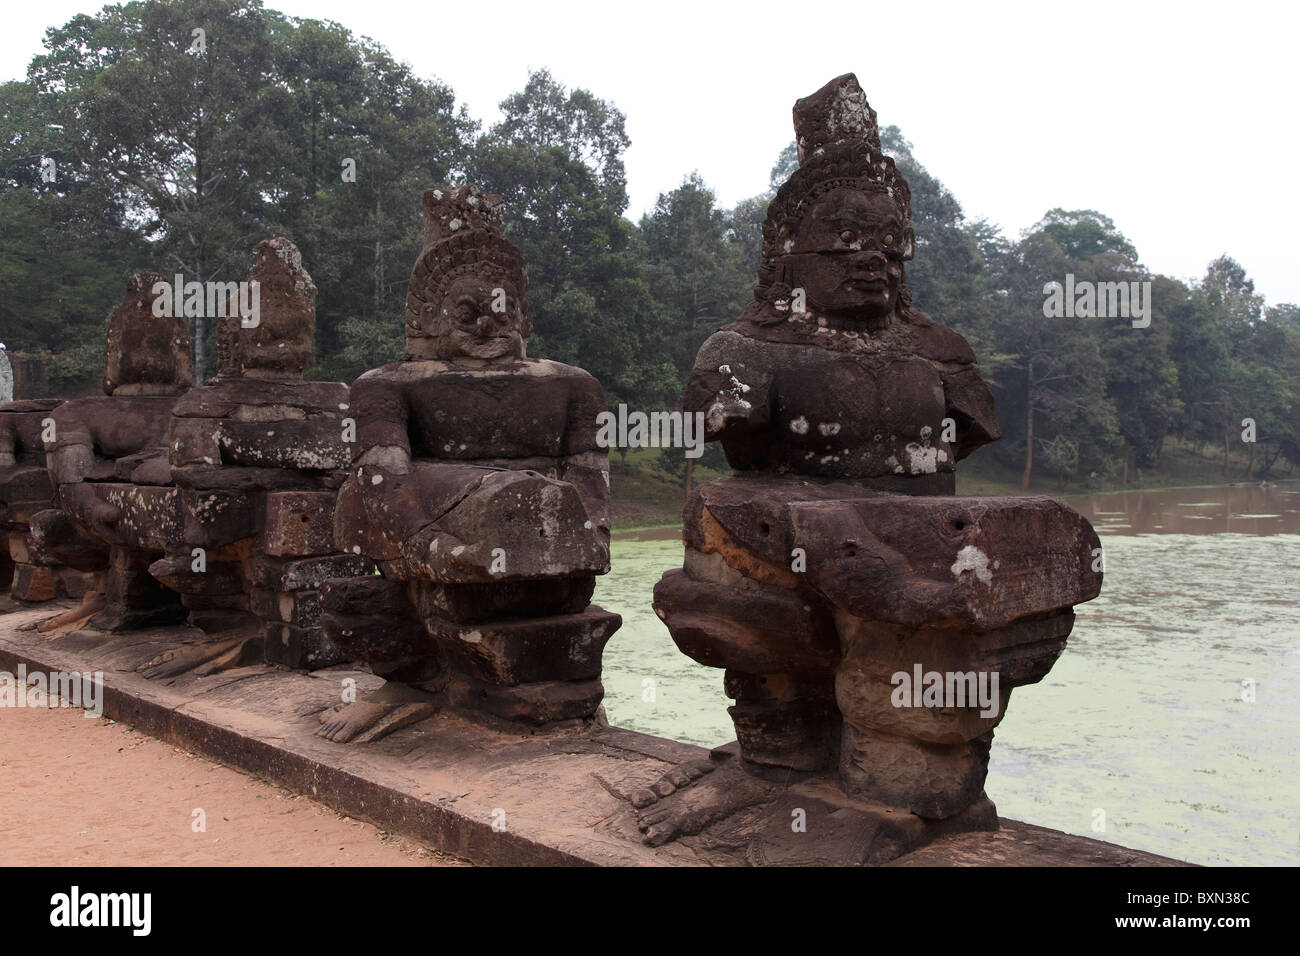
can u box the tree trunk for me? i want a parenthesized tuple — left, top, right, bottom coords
(1222, 427, 1231, 477)
(684, 457, 694, 497)
(373, 190, 384, 314)
(1260, 445, 1281, 476)
(1019, 366, 1033, 491)
(1244, 442, 1256, 479)
(193, 258, 206, 384)
(1121, 446, 1128, 486)
(193, 104, 206, 384)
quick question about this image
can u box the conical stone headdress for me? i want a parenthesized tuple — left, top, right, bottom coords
(750, 74, 915, 319)
(763, 73, 913, 260)
(405, 184, 531, 343)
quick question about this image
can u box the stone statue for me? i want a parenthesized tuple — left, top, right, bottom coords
(0, 392, 96, 605)
(647, 75, 1103, 859)
(28, 271, 193, 631)
(317, 184, 620, 742)
(142, 238, 357, 677)
(684, 74, 998, 490)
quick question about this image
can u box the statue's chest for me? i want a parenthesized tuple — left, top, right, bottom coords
(405, 376, 570, 458)
(771, 351, 947, 447)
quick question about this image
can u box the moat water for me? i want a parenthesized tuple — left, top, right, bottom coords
(595, 481, 1300, 866)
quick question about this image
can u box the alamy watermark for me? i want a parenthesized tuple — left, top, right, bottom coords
(891, 664, 1000, 719)
(0, 664, 104, 718)
(151, 274, 260, 327)
(595, 405, 706, 459)
(1043, 274, 1151, 328)
(49, 886, 151, 936)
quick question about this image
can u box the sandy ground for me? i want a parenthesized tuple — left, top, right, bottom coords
(0, 705, 469, 866)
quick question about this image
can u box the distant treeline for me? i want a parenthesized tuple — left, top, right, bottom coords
(2, 0, 1296, 485)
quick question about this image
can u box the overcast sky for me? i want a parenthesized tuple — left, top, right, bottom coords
(5, 0, 1297, 305)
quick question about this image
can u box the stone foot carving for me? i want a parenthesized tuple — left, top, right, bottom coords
(138, 632, 263, 680)
(34, 590, 107, 634)
(316, 683, 438, 744)
(629, 751, 776, 847)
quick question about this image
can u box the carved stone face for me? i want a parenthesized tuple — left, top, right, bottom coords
(789, 189, 907, 324)
(416, 274, 525, 361)
(102, 271, 194, 395)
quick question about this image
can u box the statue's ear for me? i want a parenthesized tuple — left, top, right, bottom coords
(900, 226, 915, 261)
(405, 304, 425, 334)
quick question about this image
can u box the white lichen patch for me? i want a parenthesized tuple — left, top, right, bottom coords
(789, 416, 810, 435)
(818, 422, 841, 436)
(950, 545, 992, 585)
(905, 442, 940, 473)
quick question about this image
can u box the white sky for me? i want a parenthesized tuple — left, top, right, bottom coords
(5, 0, 1298, 305)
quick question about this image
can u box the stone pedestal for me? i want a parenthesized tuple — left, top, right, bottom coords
(654, 476, 1102, 822)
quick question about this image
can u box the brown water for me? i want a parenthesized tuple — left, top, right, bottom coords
(1063, 481, 1300, 536)
(597, 480, 1300, 866)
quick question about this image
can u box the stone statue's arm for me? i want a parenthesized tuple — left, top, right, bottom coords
(940, 363, 1001, 460)
(44, 406, 99, 487)
(560, 451, 611, 539)
(682, 334, 773, 443)
(561, 373, 612, 536)
(350, 376, 412, 475)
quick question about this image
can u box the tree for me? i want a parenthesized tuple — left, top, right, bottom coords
(985, 222, 1119, 489)
(639, 172, 750, 384)
(273, 26, 476, 380)
(471, 71, 653, 406)
(0, 80, 145, 387)
(6, 1, 479, 384)
(30, 0, 297, 378)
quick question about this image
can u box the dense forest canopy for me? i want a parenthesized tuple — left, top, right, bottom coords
(2, 0, 1297, 485)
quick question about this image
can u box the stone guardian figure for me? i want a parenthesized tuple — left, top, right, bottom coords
(317, 184, 620, 743)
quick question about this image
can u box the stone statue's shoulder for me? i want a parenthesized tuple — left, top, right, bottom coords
(354, 360, 449, 385)
(521, 359, 607, 403)
(901, 308, 977, 365)
(694, 325, 767, 363)
(521, 357, 596, 381)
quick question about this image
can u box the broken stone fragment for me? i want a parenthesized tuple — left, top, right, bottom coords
(427, 605, 621, 686)
(10, 563, 56, 602)
(652, 567, 837, 675)
(251, 553, 375, 592)
(263, 621, 345, 670)
(262, 491, 338, 557)
(443, 676, 606, 724)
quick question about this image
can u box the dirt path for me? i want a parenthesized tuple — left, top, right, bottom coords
(0, 705, 467, 866)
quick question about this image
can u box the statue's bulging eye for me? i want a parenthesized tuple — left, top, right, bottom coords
(839, 229, 855, 244)
(883, 234, 893, 246)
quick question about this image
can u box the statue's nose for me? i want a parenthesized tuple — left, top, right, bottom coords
(849, 249, 888, 271)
